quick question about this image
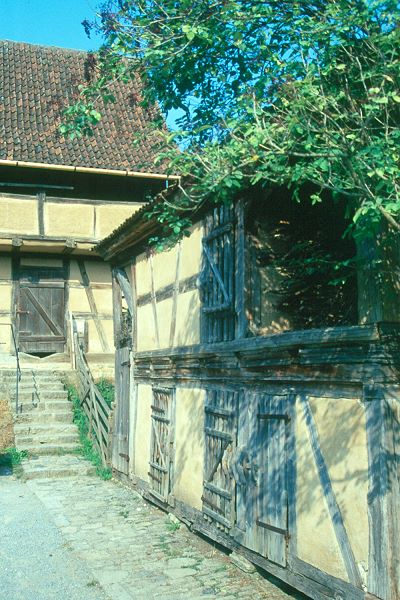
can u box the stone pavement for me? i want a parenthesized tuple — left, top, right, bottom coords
(0, 477, 108, 600)
(23, 474, 305, 600)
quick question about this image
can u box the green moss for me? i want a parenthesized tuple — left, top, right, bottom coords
(66, 384, 112, 481)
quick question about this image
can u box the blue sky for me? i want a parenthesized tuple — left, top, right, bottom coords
(0, 0, 180, 128)
(0, 0, 102, 50)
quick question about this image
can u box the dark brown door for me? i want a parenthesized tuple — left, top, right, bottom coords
(18, 283, 65, 354)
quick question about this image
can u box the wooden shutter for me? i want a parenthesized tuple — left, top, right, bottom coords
(201, 205, 235, 343)
(149, 387, 175, 502)
(203, 389, 238, 532)
(255, 393, 289, 566)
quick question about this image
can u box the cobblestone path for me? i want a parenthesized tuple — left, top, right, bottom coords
(23, 475, 304, 600)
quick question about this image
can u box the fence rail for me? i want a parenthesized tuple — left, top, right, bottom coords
(72, 320, 111, 467)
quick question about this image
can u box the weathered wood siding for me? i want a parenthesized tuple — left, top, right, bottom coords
(106, 205, 400, 600)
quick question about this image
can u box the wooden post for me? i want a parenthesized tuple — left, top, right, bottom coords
(364, 385, 400, 600)
(235, 200, 247, 339)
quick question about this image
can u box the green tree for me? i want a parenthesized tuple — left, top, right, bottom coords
(62, 0, 400, 243)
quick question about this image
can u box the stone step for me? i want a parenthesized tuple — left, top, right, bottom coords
(13, 401, 72, 415)
(16, 442, 79, 455)
(21, 455, 96, 480)
(14, 421, 78, 434)
(11, 388, 68, 399)
(15, 411, 73, 424)
(15, 431, 80, 446)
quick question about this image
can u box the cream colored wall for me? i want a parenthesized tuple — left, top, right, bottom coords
(134, 384, 152, 482)
(68, 258, 114, 354)
(0, 193, 141, 241)
(173, 387, 205, 510)
(45, 203, 95, 238)
(95, 204, 141, 239)
(0, 195, 38, 235)
(0, 257, 13, 353)
(136, 223, 203, 352)
(296, 395, 369, 585)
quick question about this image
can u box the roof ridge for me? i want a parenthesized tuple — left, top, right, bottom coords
(0, 39, 95, 55)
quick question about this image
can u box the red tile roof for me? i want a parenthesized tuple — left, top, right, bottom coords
(0, 40, 165, 173)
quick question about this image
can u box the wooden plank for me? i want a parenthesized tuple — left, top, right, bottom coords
(204, 428, 232, 442)
(202, 243, 230, 304)
(77, 259, 109, 352)
(364, 386, 392, 600)
(300, 394, 363, 588)
(235, 199, 247, 338)
(204, 481, 232, 500)
(37, 191, 45, 235)
(114, 267, 134, 315)
(130, 260, 137, 353)
(23, 288, 63, 336)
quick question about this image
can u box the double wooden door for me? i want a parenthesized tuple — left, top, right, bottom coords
(18, 270, 66, 355)
(203, 388, 291, 567)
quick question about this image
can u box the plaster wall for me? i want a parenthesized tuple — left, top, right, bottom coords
(45, 203, 95, 238)
(0, 196, 38, 235)
(135, 225, 202, 351)
(296, 399, 348, 581)
(95, 204, 142, 239)
(296, 395, 369, 584)
(173, 387, 205, 510)
(0, 258, 14, 352)
(0, 193, 141, 242)
(310, 396, 369, 580)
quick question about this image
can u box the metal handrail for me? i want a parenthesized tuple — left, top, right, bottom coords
(0, 322, 22, 413)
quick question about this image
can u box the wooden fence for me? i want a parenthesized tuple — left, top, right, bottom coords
(72, 321, 111, 466)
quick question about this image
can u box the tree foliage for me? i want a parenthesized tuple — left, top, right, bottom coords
(61, 0, 400, 243)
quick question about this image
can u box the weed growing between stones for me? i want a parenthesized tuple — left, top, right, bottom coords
(66, 384, 112, 480)
(96, 378, 114, 409)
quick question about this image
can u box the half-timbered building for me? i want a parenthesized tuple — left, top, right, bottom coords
(97, 186, 400, 600)
(0, 40, 174, 372)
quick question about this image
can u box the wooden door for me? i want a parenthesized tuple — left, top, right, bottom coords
(18, 282, 65, 354)
(203, 389, 238, 532)
(111, 346, 130, 474)
(148, 387, 175, 502)
(236, 392, 291, 567)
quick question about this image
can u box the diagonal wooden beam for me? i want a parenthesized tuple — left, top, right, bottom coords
(24, 288, 63, 336)
(300, 394, 363, 588)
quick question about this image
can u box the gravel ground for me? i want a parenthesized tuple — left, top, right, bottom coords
(0, 475, 109, 600)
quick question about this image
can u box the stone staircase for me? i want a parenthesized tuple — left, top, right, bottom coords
(1, 368, 95, 479)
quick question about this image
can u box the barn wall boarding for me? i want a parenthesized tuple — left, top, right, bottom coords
(101, 199, 400, 600)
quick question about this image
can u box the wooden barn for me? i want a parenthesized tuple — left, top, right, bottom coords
(0, 40, 174, 373)
(97, 187, 400, 600)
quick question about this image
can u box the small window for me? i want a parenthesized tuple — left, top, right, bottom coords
(245, 190, 357, 333)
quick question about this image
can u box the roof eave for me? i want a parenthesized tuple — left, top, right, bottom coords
(0, 159, 180, 182)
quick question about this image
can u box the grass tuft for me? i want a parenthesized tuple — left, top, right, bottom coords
(66, 384, 112, 481)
